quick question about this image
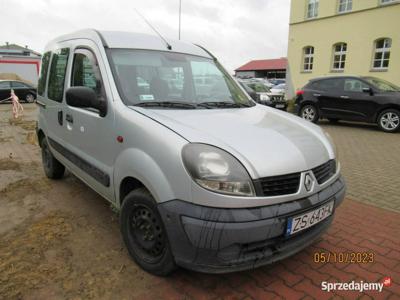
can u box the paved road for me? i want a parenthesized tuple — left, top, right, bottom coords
(0, 104, 399, 299)
(320, 120, 400, 212)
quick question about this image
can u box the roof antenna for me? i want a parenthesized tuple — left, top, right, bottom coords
(134, 9, 172, 50)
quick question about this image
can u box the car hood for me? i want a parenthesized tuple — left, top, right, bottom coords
(131, 105, 334, 178)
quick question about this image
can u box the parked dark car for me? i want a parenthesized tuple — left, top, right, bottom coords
(239, 80, 287, 111)
(295, 76, 400, 132)
(0, 80, 37, 103)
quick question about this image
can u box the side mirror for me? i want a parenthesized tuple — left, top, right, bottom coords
(66, 87, 107, 117)
(362, 87, 374, 95)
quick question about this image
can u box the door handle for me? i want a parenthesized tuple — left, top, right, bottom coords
(340, 95, 350, 99)
(313, 93, 321, 97)
(66, 113, 74, 123)
(57, 111, 63, 126)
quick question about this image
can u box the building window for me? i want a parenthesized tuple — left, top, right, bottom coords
(372, 38, 391, 70)
(303, 46, 314, 71)
(381, 0, 396, 4)
(307, 0, 319, 18)
(338, 0, 352, 12)
(332, 43, 347, 71)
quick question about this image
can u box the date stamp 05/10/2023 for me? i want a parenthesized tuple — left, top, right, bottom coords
(313, 251, 375, 264)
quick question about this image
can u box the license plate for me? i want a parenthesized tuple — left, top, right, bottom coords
(276, 104, 285, 108)
(286, 201, 334, 236)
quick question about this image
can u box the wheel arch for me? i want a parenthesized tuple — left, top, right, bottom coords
(374, 105, 400, 122)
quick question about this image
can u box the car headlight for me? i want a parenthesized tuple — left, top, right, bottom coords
(182, 144, 255, 196)
(260, 94, 270, 101)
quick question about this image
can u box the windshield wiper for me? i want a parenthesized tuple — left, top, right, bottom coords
(134, 101, 197, 109)
(197, 101, 252, 109)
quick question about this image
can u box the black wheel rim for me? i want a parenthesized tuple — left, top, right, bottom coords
(128, 204, 166, 264)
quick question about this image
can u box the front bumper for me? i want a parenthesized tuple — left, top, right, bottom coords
(158, 175, 346, 273)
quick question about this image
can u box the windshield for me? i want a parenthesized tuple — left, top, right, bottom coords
(109, 49, 254, 108)
(246, 82, 270, 93)
(363, 77, 400, 92)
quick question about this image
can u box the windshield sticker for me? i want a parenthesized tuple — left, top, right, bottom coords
(139, 94, 155, 101)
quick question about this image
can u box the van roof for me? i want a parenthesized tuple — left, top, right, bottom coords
(45, 29, 212, 58)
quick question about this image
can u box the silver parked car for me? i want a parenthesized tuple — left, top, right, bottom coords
(36, 29, 345, 275)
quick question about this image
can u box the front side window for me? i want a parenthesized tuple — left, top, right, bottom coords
(48, 48, 70, 102)
(71, 49, 104, 99)
(38, 51, 51, 96)
(363, 77, 400, 92)
(109, 49, 252, 108)
(372, 38, 391, 69)
(332, 43, 347, 71)
(307, 0, 319, 18)
(338, 0, 352, 12)
(343, 79, 369, 92)
(303, 46, 314, 71)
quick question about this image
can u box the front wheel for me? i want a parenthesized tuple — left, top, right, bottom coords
(377, 109, 400, 133)
(25, 93, 35, 103)
(120, 188, 176, 276)
(300, 104, 319, 123)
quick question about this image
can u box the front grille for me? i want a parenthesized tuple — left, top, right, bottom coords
(312, 160, 336, 184)
(270, 95, 283, 102)
(255, 173, 301, 196)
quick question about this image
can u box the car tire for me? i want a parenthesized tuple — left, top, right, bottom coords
(300, 104, 319, 123)
(41, 138, 65, 179)
(25, 93, 35, 103)
(328, 118, 339, 123)
(377, 109, 400, 133)
(120, 188, 176, 276)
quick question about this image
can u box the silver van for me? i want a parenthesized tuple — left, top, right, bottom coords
(36, 29, 345, 275)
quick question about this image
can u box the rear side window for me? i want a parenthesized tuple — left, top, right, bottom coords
(48, 48, 70, 102)
(11, 82, 28, 88)
(37, 51, 51, 96)
(311, 79, 343, 92)
(0, 81, 11, 89)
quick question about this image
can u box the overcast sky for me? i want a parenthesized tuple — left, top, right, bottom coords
(0, 0, 290, 73)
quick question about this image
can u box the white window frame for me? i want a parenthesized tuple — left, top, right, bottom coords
(306, 0, 319, 19)
(303, 46, 314, 72)
(372, 38, 391, 70)
(332, 43, 347, 71)
(338, 0, 352, 13)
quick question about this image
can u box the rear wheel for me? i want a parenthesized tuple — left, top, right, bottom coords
(377, 109, 400, 133)
(300, 104, 319, 123)
(41, 138, 65, 179)
(120, 188, 176, 276)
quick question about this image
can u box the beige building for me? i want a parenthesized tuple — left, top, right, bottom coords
(287, 0, 400, 98)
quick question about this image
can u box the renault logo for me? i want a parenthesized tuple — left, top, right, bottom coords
(304, 173, 314, 192)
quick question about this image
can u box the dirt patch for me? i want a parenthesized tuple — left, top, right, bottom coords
(1, 178, 51, 202)
(0, 158, 20, 171)
(0, 136, 13, 143)
(8, 118, 36, 131)
(25, 132, 39, 145)
(0, 213, 73, 299)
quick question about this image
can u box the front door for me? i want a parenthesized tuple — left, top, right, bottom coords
(62, 44, 116, 201)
